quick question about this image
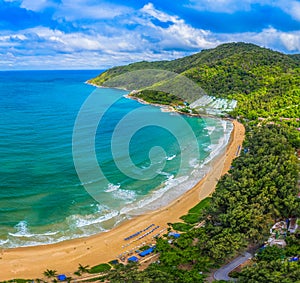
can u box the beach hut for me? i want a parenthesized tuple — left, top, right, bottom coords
(128, 256, 139, 262)
(57, 274, 67, 281)
(139, 247, 155, 257)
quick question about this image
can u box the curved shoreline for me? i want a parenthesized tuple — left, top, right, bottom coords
(0, 120, 244, 280)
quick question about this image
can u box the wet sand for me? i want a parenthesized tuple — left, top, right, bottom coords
(0, 120, 245, 281)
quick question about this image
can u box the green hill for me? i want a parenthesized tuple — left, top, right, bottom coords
(89, 42, 300, 122)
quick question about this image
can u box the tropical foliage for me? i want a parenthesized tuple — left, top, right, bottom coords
(133, 89, 184, 106)
(238, 244, 300, 282)
(89, 42, 300, 124)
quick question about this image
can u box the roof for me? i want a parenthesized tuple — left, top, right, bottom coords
(128, 256, 139, 262)
(139, 247, 155, 257)
(57, 274, 67, 281)
(169, 232, 181, 238)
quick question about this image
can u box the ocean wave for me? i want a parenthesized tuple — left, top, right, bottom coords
(8, 221, 59, 238)
(112, 189, 136, 203)
(104, 183, 121, 192)
(104, 183, 137, 203)
(69, 211, 118, 228)
(189, 158, 199, 168)
(119, 174, 189, 215)
(166, 154, 176, 161)
(157, 170, 174, 178)
(77, 177, 104, 187)
(205, 126, 215, 135)
(0, 239, 9, 245)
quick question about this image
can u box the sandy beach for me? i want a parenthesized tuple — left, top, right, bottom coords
(0, 120, 244, 281)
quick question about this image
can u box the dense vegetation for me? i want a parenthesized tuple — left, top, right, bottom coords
(89, 42, 300, 122)
(133, 89, 184, 106)
(238, 242, 300, 282)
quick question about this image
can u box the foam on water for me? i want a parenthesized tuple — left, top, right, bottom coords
(112, 189, 136, 203)
(166, 154, 176, 161)
(69, 211, 118, 228)
(105, 183, 121, 192)
(205, 126, 216, 135)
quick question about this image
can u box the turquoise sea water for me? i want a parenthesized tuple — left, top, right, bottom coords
(0, 70, 233, 248)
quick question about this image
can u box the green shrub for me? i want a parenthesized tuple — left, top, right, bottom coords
(171, 222, 192, 232)
(88, 263, 111, 274)
(180, 197, 211, 224)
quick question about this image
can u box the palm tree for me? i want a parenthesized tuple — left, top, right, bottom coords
(78, 263, 90, 274)
(43, 269, 57, 278)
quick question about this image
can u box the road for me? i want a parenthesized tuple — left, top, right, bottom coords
(213, 252, 252, 281)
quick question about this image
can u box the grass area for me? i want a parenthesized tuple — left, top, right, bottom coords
(171, 222, 193, 232)
(88, 263, 111, 274)
(180, 197, 211, 224)
(81, 276, 106, 282)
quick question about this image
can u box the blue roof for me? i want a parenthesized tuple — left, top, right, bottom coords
(139, 247, 155, 257)
(169, 232, 181, 238)
(57, 274, 67, 281)
(128, 256, 139, 262)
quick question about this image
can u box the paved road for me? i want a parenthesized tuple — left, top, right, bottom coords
(214, 252, 252, 281)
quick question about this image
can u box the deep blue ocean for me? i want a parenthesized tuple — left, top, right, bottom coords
(0, 70, 232, 248)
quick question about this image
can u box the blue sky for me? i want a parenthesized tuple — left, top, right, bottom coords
(1, 0, 300, 69)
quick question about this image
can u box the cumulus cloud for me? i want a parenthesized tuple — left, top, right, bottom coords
(141, 3, 178, 22)
(140, 3, 218, 50)
(0, 1, 300, 69)
(188, 0, 300, 23)
(187, 0, 270, 13)
(19, 0, 133, 19)
(278, 0, 300, 21)
(20, 0, 56, 11)
(218, 27, 300, 51)
(53, 0, 133, 20)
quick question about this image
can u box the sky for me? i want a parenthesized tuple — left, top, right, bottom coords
(1, 0, 300, 70)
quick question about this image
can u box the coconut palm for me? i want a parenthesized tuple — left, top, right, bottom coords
(78, 263, 90, 274)
(43, 269, 57, 278)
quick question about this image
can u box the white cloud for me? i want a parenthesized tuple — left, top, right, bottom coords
(279, 32, 300, 51)
(20, 0, 57, 11)
(188, 0, 300, 22)
(141, 3, 178, 22)
(187, 0, 268, 13)
(19, 0, 132, 19)
(1, 1, 300, 70)
(277, 0, 300, 21)
(54, 1, 132, 20)
(218, 27, 300, 51)
(140, 3, 218, 50)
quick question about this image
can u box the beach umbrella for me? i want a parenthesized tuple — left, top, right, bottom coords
(57, 274, 67, 281)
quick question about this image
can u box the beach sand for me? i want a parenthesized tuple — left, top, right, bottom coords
(0, 120, 245, 281)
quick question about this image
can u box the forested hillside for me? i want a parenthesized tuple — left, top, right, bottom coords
(89, 42, 300, 122)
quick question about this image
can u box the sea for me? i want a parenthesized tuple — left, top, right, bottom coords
(0, 70, 233, 248)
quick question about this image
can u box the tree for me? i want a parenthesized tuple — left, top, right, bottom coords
(43, 269, 57, 278)
(77, 263, 90, 274)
